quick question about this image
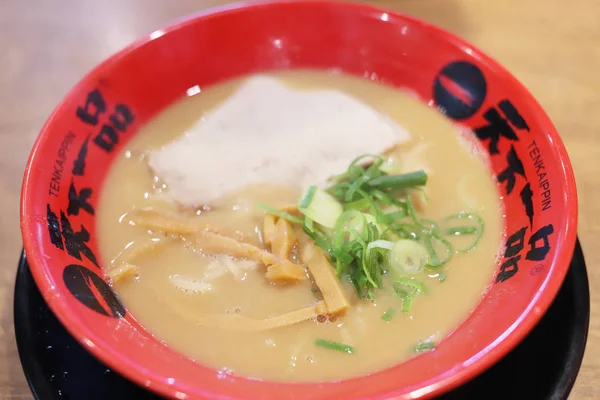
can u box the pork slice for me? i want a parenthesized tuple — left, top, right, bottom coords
(148, 76, 410, 206)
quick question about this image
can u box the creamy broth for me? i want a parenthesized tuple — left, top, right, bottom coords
(97, 70, 503, 382)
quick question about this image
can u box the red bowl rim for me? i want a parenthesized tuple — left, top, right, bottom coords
(20, 1, 579, 398)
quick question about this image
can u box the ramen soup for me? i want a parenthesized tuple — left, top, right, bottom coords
(97, 70, 504, 382)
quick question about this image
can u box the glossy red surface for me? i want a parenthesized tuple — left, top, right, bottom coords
(20, 1, 578, 399)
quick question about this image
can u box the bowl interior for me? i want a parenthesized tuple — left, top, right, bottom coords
(20, 1, 577, 399)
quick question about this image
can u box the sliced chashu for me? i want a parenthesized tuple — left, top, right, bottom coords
(148, 76, 410, 207)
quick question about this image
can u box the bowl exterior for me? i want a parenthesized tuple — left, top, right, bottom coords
(20, 1, 578, 399)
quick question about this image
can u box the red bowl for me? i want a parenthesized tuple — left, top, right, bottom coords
(20, 1, 578, 399)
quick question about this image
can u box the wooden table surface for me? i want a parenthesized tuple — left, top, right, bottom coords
(0, 0, 598, 398)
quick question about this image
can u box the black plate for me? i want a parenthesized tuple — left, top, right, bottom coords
(14, 239, 590, 400)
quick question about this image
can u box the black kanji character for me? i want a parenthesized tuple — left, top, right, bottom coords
(496, 227, 527, 283)
(526, 224, 555, 261)
(67, 180, 94, 216)
(93, 124, 118, 152)
(496, 255, 521, 283)
(109, 104, 134, 132)
(63, 264, 126, 318)
(520, 182, 534, 227)
(498, 99, 529, 131)
(47, 204, 64, 250)
(76, 89, 107, 126)
(504, 226, 527, 257)
(72, 134, 90, 176)
(60, 211, 99, 267)
(497, 145, 526, 195)
(474, 107, 520, 154)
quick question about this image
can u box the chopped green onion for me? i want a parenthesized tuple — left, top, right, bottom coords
(348, 213, 384, 237)
(445, 213, 485, 252)
(371, 189, 407, 208)
(298, 187, 343, 229)
(305, 217, 355, 265)
(424, 234, 454, 270)
(393, 277, 427, 313)
(329, 209, 390, 297)
(345, 159, 385, 202)
(315, 339, 354, 354)
(381, 210, 407, 223)
(379, 159, 397, 174)
(402, 295, 415, 313)
(405, 195, 420, 226)
(348, 270, 368, 299)
(414, 340, 436, 353)
(388, 239, 428, 275)
(348, 154, 383, 171)
(329, 154, 384, 191)
(288, 155, 482, 303)
(381, 308, 396, 321)
(393, 284, 411, 298)
(446, 226, 477, 235)
(419, 219, 440, 235)
(397, 223, 420, 240)
(327, 180, 349, 200)
(394, 277, 428, 294)
(302, 223, 327, 248)
(343, 197, 371, 210)
(332, 210, 365, 246)
(360, 239, 380, 288)
(365, 156, 385, 174)
(423, 235, 440, 265)
(299, 186, 318, 209)
(331, 249, 355, 266)
(304, 217, 315, 232)
(438, 271, 447, 282)
(366, 239, 394, 252)
(256, 202, 304, 224)
(367, 170, 428, 190)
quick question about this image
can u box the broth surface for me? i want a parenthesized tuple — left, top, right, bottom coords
(97, 70, 504, 382)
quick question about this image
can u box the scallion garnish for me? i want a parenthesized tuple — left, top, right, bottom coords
(343, 197, 371, 210)
(419, 218, 440, 236)
(393, 277, 427, 313)
(381, 308, 396, 321)
(424, 234, 454, 270)
(256, 202, 304, 224)
(405, 195, 420, 226)
(446, 226, 477, 235)
(315, 339, 354, 354)
(444, 213, 485, 252)
(299, 185, 318, 209)
(298, 187, 342, 229)
(259, 153, 485, 307)
(304, 217, 315, 232)
(414, 340, 436, 353)
(402, 295, 415, 313)
(438, 271, 447, 283)
(394, 278, 428, 312)
(394, 277, 428, 294)
(388, 240, 428, 276)
(367, 170, 427, 190)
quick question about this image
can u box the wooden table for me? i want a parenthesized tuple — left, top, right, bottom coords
(1, 0, 598, 398)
